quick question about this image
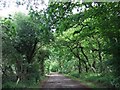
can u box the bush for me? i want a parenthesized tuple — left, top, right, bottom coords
(2, 82, 26, 88)
(79, 72, 114, 88)
(2, 81, 40, 88)
(111, 76, 120, 88)
(70, 71, 80, 78)
(2, 82, 15, 88)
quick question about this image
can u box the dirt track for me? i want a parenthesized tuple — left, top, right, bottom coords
(42, 72, 91, 89)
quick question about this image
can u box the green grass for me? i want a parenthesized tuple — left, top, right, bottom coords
(64, 72, 114, 88)
(64, 74, 99, 88)
(2, 81, 40, 88)
(2, 76, 47, 88)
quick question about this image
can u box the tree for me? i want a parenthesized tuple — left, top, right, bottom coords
(1, 11, 52, 87)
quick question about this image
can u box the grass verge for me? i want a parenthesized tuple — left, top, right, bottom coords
(2, 76, 47, 88)
(64, 73, 113, 88)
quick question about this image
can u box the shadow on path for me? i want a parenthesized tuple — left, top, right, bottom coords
(41, 72, 91, 90)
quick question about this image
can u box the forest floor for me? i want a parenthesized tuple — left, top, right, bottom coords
(41, 72, 91, 89)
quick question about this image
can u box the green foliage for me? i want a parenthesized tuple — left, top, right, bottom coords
(2, 81, 40, 88)
(81, 72, 115, 88)
(1, 11, 51, 88)
(50, 61, 59, 72)
(69, 71, 80, 78)
(1, 1, 120, 88)
(45, 2, 120, 88)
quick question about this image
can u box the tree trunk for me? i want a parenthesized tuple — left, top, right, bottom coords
(77, 56, 82, 74)
(80, 47, 90, 72)
(40, 60, 44, 76)
(97, 39, 103, 73)
(16, 59, 22, 81)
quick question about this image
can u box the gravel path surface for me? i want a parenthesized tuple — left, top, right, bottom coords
(42, 72, 91, 90)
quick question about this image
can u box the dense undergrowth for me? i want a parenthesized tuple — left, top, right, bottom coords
(2, 76, 46, 88)
(65, 72, 115, 88)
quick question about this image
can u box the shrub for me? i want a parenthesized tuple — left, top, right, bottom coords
(70, 71, 80, 78)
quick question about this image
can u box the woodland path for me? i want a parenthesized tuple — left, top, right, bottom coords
(42, 72, 91, 90)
